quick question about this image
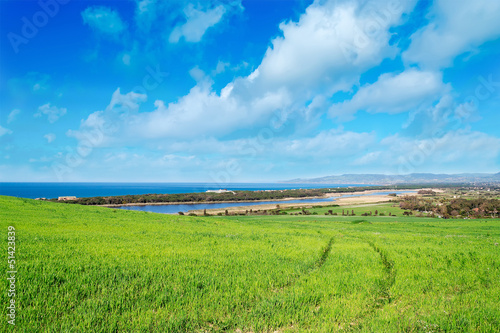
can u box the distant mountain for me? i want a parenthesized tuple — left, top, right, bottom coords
(284, 173, 500, 185)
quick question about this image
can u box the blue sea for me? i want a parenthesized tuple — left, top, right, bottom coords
(0, 182, 367, 199)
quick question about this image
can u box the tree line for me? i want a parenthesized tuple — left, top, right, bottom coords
(399, 196, 500, 218)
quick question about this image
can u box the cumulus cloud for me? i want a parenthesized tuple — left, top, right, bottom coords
(252, 0, 416, 97)
(35, 103, 67, 123)
(403, 0, 500, 68)
(169, 3, 231, 43)
(146, 0, 415, 136)
(330, 69, 448, 120)
(7, 109, 21, 124)
(68, 88, 147, 145)
(82, 6, 126, 36)
(69, 0, 420, 145)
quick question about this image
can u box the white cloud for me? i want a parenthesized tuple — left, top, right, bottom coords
(7, 109, 21, 123)
(212, 60, 230, 76)
(71, 0, 417, 144)
(35, 103, 67, 123)
(82, 6, 126, 36)
(68, 88, 147, 145)
(44, 133, 56, 143)
(381, 130, 500, 173)
(403, 0, 500, 68)
(251, 0, 416, 96)
(0, 125, 12, 137)
(353, 151, 382, 165)
(144, 0, 415, 138)
(282, 129, 375, 158)
(330, 69, 448, 120)
(169, 3, 228, 43)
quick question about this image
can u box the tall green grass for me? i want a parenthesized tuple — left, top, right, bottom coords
(1, 196, 499, 332)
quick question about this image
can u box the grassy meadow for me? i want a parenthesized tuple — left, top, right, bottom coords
(283, 202, 405, 216)
(1, 195, 500, 332)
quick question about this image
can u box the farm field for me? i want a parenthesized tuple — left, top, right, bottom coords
(283, 202, 406, 216)
(1, 195, 500, 332)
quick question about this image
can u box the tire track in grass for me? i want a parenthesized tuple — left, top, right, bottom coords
(275, 236, 335, 291)
(367, 240, 396, 307)
(344, 237, 397, 331)
(315, 236, 335, 269)
(235, 236, 335, 332)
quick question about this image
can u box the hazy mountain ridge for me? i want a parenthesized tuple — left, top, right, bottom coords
(284, 173, 500, 185)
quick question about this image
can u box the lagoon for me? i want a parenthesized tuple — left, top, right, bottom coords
(116, 191, 414, 214)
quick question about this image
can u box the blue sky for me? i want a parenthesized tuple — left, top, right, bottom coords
(1, 0, 500, 183)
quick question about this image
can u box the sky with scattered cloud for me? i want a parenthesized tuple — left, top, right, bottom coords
(1, 0, 499, 182)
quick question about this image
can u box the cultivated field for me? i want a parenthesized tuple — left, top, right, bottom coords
(1, 195, 500, 332)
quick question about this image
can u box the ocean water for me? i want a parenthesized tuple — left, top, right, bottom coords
(0, 182, 367, 199)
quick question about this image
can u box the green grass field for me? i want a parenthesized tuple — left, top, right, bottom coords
(284, 202, 405, 216)
(1, 195, 500, 332)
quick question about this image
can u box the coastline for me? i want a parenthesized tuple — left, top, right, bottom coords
(99, 189, 416, 208)
(187, 189, 442, 215)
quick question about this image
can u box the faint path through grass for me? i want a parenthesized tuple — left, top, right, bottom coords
(367, 240, 396, 307)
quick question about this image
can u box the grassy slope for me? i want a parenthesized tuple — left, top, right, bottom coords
(1, 196, 500, 332)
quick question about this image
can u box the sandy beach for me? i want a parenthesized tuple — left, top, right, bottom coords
(188, 189, 434, 215)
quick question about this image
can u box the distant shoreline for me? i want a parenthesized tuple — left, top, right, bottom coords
(100, 189, 418, 208)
